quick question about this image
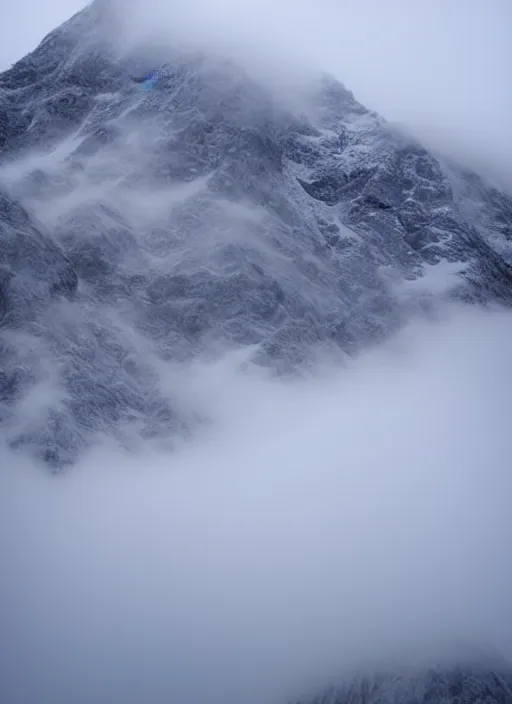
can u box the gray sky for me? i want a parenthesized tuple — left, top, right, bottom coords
(0, 0, 511, 180)
(0, 0, 85, 69)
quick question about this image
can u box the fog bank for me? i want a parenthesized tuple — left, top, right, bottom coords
(1, 305, 511, 703)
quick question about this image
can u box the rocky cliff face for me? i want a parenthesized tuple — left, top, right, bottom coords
(0, 2, 511, 467)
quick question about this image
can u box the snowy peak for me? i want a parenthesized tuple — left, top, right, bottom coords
(0, 2, 511, 470)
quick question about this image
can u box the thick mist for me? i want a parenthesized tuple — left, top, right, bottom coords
(1, 306, 512, 703)
(106, 0, 512, 186)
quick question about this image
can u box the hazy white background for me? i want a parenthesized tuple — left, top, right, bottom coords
(1, 306, 512, 703)
(0, 0, 86, 69)
(0, 0, 511, 181)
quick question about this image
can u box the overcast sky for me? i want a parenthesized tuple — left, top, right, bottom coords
(0, 1, 85, 69)
(0, 0, 510, 179)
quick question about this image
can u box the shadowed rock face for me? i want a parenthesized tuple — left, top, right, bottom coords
(0, 1, 512, 469)
(0, 189, 78, 321)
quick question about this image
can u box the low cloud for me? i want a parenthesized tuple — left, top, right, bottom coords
(107, 0, 512, 184)
(1, 305, 511, 703)
(2, 0, 510, 182)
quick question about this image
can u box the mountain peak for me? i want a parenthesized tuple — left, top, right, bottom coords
(1, 9, 512, 466)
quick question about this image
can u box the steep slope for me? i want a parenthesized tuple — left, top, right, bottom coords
(0, 0, 511, 470)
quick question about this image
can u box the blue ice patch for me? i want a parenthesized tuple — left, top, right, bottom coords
(140, 79, 156, 91)
(138, 70, 162, 91)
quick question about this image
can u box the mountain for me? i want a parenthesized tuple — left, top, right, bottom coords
(1, 3, 512, 703)
(1, 2, 511, 469)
